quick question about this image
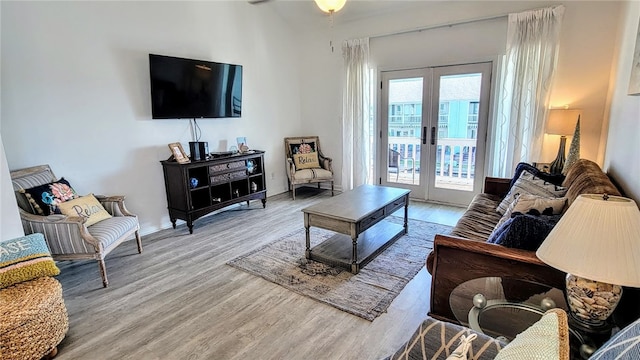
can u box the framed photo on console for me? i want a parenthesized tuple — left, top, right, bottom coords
(168, 142, 190, 163)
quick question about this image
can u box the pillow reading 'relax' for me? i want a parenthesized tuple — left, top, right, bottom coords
(58, 193, 112, 226)
(290, 141, 321, 170)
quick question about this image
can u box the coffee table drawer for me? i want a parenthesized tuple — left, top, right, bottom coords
(385, 196, 407, 214)
(359, 208, 385, 233)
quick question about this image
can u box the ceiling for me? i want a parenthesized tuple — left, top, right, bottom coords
(250, 0, 437, 30)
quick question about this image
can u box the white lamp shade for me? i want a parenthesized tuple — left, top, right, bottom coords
(546, 109, 581, 136)
(314, 0, 347, 13)
(536, 194, 640, 287)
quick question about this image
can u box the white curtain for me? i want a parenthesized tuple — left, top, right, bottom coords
(341, 38, 371, 191)
(490, 6, 565, 177)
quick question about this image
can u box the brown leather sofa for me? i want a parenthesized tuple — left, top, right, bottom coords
(426, 159, 622, 323)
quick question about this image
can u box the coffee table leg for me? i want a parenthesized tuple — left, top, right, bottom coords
(403, 194, 409, 234)
(304, 213, 311, 259)
(351, 235, 359, 274)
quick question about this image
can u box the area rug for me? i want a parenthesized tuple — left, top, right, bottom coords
(227, 217, 452, 321)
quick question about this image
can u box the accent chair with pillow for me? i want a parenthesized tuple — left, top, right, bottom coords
(10, 164, 142, 287)
(284, 136, 334, 200)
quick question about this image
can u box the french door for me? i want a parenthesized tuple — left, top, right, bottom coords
(379, 62, 492, 206)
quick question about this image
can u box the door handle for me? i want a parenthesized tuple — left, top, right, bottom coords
(430, 126, 436, 145)
(422, 127, 427, 145)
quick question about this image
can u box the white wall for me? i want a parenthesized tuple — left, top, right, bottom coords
(604, 1, 640, 203)
(1, 1, 302, 235)
(297, 0, 621, 185)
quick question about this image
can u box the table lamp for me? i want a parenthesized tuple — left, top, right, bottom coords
(546, 109, 581, 174)
(536, 194, 640, 329)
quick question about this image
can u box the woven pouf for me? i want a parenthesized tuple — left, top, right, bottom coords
(0, 276, 69, 360)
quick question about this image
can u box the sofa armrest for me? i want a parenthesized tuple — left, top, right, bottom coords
(483, 177, 511, 197)
(428, 234, 566, 324)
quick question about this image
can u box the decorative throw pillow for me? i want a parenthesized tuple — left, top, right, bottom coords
(509, 162, 565, 189)
(497, 170, 567, 214)
(490, 194, 567, 241)
(57, 194, 112, 226)
(385, 316, 504, 360)
(290, 141, 321, 170)
(0, 233, 60, 288)
(590, 316, 640, 359)
(494, 309, 569, 360)
(488, 213, 562, 251)
(20, 178, 79, 216)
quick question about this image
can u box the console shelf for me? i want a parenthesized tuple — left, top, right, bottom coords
(160, 150, 266, 234)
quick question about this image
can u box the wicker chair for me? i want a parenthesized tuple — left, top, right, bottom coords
(284, 136, 334, 200)
(10, 165, 142, 287)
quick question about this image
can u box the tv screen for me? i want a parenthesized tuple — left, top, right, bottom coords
(149, 54, 242, 119)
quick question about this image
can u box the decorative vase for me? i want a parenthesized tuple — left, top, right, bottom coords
(190, 178, 198, 189)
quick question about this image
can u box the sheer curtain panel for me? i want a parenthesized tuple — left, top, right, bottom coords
(490, 6, 565, 177)
(341, 38, 371, 191)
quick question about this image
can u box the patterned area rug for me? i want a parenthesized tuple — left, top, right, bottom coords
(227, 217, 451, 321)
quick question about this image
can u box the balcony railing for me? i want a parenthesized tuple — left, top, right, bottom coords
(388, 137, 476, 191)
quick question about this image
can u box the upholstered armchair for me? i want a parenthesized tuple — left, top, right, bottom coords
(10, 165, 142, 287)
(284, 136, 334, 200)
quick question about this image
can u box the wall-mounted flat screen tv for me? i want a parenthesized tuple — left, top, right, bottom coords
(149, 54, 242, 119)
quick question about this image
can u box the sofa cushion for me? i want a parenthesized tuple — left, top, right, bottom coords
(451, 193, 504, 242)
(562, 159, 621, 206)
(384, 316, 505, 360)
(494, 308, 569, 360)
(488, 213, 562, 251)
(0, 233, 60, 289)
(497, 170, 567, 214)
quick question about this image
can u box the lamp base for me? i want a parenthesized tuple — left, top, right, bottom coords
(565, 274, 622, 328)
(549, 136, 567, 174)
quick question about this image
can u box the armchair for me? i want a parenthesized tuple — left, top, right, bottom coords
(10, 165, 142, 288)
(284, 136, 334, 200)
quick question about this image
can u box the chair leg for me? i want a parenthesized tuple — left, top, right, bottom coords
(98, 258, 109, 288)
(135, 230, 143, 254)
(318, 183, 321, 189)
(292, 185, 296, 200)
(331, 181, 334, 196)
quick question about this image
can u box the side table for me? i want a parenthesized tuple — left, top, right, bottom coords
(450, 277, 614, 359)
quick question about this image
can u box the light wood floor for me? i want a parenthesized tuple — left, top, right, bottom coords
(54, 187, 465, 360)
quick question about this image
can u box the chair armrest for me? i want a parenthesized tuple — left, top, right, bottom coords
(428, 234, 565, 324)
(95, 194, 136, 217)
(483, 177, 511, 197)
(318, 155, 333, 172)
(17, 209, 101, 251)
(286, 158, 296, 178)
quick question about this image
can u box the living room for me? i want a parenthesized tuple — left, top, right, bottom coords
(1, 1, 639, 359)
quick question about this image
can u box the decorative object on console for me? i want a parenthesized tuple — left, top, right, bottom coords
(168, 142, 189, 164)
(546, 109, 581, 174)
(236, 137, 249, 153)
(189, 141, 208, 161)
(536, 194, 640, 329)
(562, 117, 580, 174)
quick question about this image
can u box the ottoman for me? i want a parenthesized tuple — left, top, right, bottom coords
(0, 276, 69, 360)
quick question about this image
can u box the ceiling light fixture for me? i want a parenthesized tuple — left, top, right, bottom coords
(314, 0, 347, 14)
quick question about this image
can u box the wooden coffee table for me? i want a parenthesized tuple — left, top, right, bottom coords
(301, 185, 410, 274)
